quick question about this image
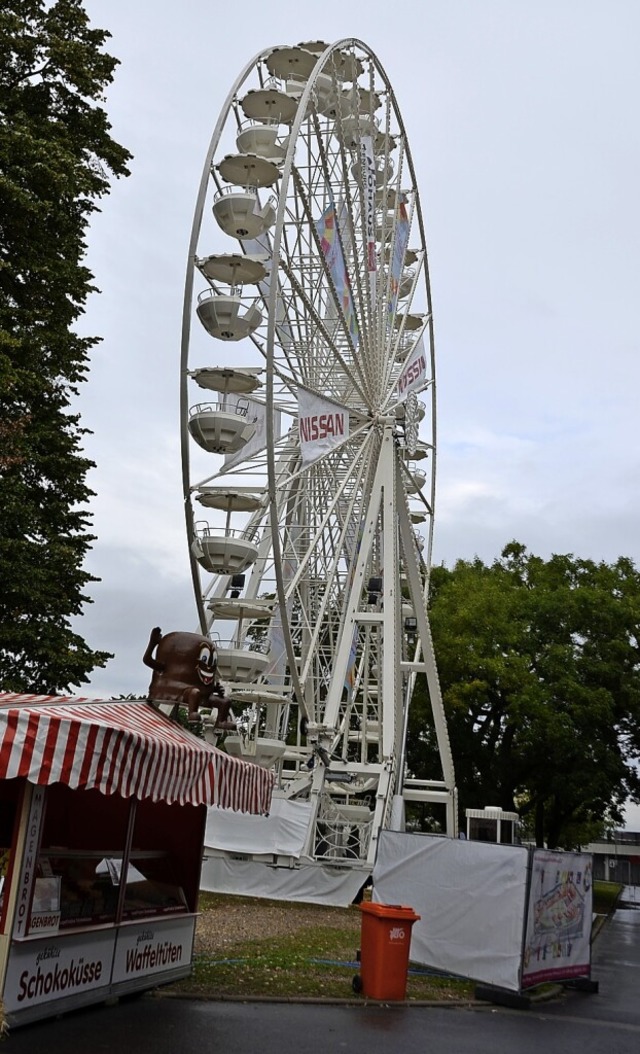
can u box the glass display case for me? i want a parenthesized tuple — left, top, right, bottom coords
(32, 784, 202, 933)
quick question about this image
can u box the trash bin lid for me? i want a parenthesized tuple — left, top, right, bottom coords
(359, 902, 421, 921)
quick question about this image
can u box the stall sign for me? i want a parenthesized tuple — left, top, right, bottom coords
(3, 930, 114, 1012)
(111, 916, 195, 983)
(28, 876, 61, 936)
(12, 786, 46, 938)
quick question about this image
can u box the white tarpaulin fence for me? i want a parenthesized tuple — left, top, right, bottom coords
(204, 797, 312, 857)
(373, 832, 593, 992)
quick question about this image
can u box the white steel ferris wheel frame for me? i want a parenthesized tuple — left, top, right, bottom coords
(180, 39, 457, 903)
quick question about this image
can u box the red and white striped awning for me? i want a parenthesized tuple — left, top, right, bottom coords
(0, 694, 274, 814)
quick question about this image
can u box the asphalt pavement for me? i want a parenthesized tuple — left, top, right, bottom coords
(5, 906, 640, 1054)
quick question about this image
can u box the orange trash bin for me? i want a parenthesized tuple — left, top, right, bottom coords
(357, 902, 421, 1000)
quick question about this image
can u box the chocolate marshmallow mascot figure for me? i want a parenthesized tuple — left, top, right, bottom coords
(143, 627, 235, 727)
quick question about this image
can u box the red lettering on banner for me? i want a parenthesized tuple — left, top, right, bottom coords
(398, 354, 426, 395)
(300, 413, 346, 443)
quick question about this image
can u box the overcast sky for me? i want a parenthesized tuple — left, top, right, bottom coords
(75, 2, 640, 823)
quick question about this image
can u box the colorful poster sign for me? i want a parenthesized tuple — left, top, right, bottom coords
(359, 135, 377, 304)
(316, 202, 359, 347)
(388, 195, 410, 317)
(521, 849, 593, 988)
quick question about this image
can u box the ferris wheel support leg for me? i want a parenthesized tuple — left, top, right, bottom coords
(395, 473, 458, 837)
(299, 427, 404, 862)
(380, 430, 402, 763)
(319, 424, 398, 737)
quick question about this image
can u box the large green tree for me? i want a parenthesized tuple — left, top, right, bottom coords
(0, 1, 130, 692)
(407, 543, 640, 848)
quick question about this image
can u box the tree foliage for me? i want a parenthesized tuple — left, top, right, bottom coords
(407, 542, 640, 848)
(0, 1, 131, 691)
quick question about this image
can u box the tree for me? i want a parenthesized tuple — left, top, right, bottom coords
(407, 543, 640, 848)
(0, 1, 131, 692)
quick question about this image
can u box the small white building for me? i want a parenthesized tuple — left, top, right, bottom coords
(583, 831, 640, 885)
(465, 806, 519, 845)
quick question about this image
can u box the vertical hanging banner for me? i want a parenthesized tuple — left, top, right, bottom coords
(521, 849, 593, 989)
(388, 194, 410, 318)
(359, 135, 377, 305)
(263, 556, 296, 690)
(298, 390, 349, 466)
(343, 626, 360, 700)
(223, 394, 280, 471)
(396, 335, 427, 403)
(316, 203, 359, 347)
(243, 235, 296, 357)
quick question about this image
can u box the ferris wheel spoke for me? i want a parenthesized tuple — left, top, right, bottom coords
(309, 112, 376, 360)
(287, 168, 372, 402)
(279, 433, 375, 602)
(269, 415, 370, 498)
(295, 463, 375, 688)
(276, 255, 364, 398)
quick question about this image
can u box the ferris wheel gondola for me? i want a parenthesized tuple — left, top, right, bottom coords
(180, 39, 456, 904)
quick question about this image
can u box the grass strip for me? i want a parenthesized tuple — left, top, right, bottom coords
(165, 880, 622, 1004)
(593, 880, 623, 915)
(168, 922, 474, 1002)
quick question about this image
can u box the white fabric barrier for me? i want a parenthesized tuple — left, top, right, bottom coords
(373, 832, 529, 991)
(204, 797, 313, 857)
(200, 854, 366, 906)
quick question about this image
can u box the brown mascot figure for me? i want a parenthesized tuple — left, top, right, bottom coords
(143, 627, 235, 728)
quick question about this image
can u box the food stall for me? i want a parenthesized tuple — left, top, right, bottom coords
(0, 693, 273, 1027)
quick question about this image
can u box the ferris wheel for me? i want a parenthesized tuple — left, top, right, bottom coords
(180, 40, 456, 904)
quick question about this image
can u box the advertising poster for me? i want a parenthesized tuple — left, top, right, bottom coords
(521, 849, 593, 988)
(396, 335, 427, 403)
(298, 390, 349, 466)
(388, 195, 410, 317)
(359, 135, 377, 303)
(316, 202, 359, 347)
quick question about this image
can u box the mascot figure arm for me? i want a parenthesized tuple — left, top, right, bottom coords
(143, 627, 164, 672)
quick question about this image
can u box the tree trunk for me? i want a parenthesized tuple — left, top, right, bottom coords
(535, 798, 545, 847)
